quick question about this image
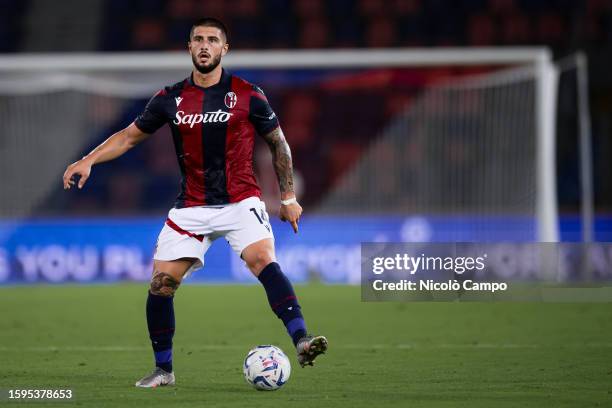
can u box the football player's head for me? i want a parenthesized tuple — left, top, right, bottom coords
(188, 18, 229, 74)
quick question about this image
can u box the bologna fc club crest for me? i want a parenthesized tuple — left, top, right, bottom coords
(224, 91, 237, 109)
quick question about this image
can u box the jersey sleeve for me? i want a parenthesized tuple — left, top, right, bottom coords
(134, 89, 167, 134)
(249, 85, 280, 136)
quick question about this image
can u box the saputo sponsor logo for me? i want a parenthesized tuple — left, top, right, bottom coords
(173, 109, 233, 127)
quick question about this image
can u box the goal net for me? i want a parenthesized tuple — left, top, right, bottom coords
(0, 49, 559, 242)
(319, 63, 557, 242)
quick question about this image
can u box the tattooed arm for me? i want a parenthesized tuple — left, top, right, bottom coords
(261, 126, 302, 233)
(261, 127, 295, 197)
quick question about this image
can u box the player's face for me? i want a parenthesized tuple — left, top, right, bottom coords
(188, 26, 228, 74)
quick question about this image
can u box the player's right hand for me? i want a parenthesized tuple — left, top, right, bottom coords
(63, 158, 93, 190)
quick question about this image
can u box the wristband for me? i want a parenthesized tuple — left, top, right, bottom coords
(281, 197, 297, 206)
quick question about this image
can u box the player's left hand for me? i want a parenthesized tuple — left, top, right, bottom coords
(279, 200, 302, 234)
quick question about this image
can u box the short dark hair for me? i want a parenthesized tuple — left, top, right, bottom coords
(190, 18, 228, 42)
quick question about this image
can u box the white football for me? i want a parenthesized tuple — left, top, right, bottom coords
(243, 345, 291, 391)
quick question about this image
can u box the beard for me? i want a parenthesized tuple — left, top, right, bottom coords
(192, 52, 222, 74)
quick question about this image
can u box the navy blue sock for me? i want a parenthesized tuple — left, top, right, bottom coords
(257, 262, 307, 346)
(146, 292, 175, 373)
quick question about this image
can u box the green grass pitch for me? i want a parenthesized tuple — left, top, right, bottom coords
(1, 284, 611, 407)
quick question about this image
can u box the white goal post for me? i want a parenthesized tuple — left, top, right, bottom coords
(0, 48, 559, 242)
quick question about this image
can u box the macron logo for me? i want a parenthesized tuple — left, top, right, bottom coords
(175, 97, 183, 107)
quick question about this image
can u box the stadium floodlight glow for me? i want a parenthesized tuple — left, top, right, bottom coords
(0, 48, 559, 242)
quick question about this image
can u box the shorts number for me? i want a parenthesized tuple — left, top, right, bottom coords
(249, 208, 271, 232)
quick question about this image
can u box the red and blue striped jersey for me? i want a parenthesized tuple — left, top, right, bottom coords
(134, 69, 279, 207)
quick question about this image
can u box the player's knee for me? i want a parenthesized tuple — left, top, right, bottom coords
(149, 271, 181, 297)
(246, 250, 275, 276)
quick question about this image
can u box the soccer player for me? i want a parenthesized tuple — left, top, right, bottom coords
(63, 17, 327, 388)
